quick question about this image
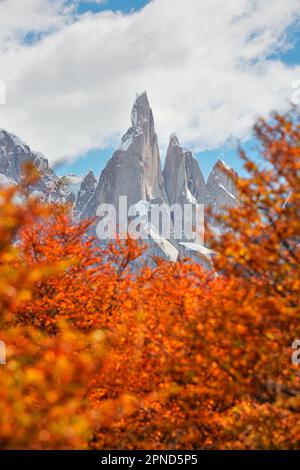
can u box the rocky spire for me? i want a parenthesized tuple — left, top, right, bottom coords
(163, 133, 207, 206)
(74, 170, 97, 218)
(184, 151, 208, 204)
(206, 158, 238, 212)
(81, 92, 168, 219)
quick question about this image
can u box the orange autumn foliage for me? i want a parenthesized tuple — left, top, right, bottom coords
(17, 208, 143, 333)
(0, 174, 104, 449)
(0, 324, 104, 449)
(0, 109, 299, 449)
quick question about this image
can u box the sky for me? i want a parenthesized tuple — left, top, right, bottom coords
(0, 0, 300, 180)
(75, 1, 150, 15)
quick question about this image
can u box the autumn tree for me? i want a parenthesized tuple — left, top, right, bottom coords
(17, 208, 143, 333)
(0, 175, 104, 449)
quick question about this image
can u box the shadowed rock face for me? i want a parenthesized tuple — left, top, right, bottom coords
(74, 170, 97, 218)
(185, 151, 208, 204)
(163, 134, 207, 206)
(81, 92, 168, 220)
(0, 129, 74, 203)
(207, 158, 238, 213)
(163, 134, 189, 206)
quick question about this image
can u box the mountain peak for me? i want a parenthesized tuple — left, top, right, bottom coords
(82, 90, 167, 219)
(130, 91, 151, 131)
(86, 169, 96, 179)
(169, 133, 180, 147)
(0, 129, 74, 203)
(215, 158, 231, 171)
(135, 90, 148, 102)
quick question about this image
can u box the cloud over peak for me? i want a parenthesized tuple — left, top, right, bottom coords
(0, 0, 300, 164)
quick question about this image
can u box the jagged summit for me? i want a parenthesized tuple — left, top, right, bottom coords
(0, 129, 30, 154)
(82, 92, 167, 219)
(0, 129, 74, 203)
(216, 157, 230, 168)
(212, 157, 238, 183)
(86, 169, 96, 178)
(131, 91, 150, 129)
(135, 90, 148, 98)
(207, 157, 238, 212)
(119, 91, 155, 152)
(215, 157, 235, 174)
(169, 133, 180, 147)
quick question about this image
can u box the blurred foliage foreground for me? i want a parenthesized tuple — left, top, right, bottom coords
(0, 110, 299, 449)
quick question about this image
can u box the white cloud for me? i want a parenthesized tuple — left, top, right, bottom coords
(0, 0, 72, 44)
(0, 0, 300, 164)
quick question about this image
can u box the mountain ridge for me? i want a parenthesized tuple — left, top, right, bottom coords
(0, 93, 238, 264)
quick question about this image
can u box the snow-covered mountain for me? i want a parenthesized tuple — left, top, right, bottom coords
(0, 93, 238, 264)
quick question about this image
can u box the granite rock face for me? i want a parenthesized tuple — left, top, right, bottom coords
(206, 158, 238, 213)
(73, 170, 97, 218)
(81, 92, 168, 220)
(163, 134, 207, 206)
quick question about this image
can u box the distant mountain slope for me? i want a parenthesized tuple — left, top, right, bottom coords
(0, 129, 74, 203)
